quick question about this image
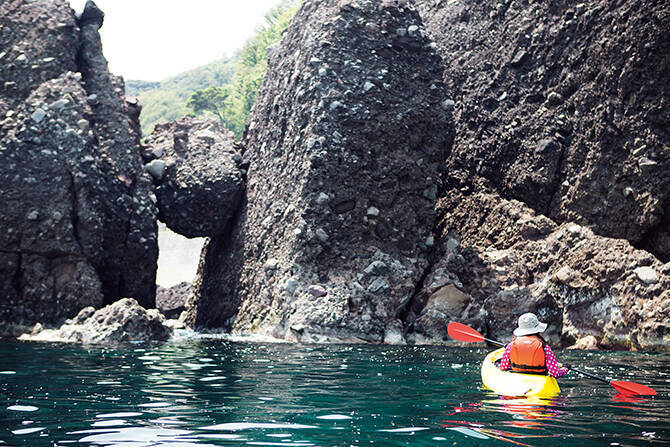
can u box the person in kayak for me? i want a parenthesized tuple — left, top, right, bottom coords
(499, 313, 570, 377)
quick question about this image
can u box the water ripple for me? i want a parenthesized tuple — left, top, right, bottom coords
(0, 340, 668, 446)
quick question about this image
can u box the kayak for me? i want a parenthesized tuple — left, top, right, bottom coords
(481, 348, 560, 398)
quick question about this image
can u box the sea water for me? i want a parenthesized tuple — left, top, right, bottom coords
(1, 336, 669, 446)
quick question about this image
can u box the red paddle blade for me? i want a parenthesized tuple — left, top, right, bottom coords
(611, 380, 657, 396)
(447, 322, 485, 343)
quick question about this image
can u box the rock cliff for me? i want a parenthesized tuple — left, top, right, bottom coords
(0, 0, 157, 331)
(186, 0, 454, 342)
(410, 0, 670, 349)
(184, 0, 668, 349)
(2, 0, 668, 350)
(409, 185, 669, 350)
(419, 0, 670, 259)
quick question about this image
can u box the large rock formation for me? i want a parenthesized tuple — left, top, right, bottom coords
(401, 0, 670, 350)
(186, 0, 453, 342)
(420, 0, 670, 260)
(143, 117, 245, 238)
(5, 0, 666, 351)
(0, 0, 157, 331)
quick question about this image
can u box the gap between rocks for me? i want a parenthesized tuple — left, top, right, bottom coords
(11, 252, 22, 300)
(187, 163, 249, 329)
(399, 248, 436, 335)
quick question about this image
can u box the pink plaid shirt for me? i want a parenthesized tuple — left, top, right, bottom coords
(499, 341, 569, 377)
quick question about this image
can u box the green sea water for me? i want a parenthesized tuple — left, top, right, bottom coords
(1, 336, 669, 446)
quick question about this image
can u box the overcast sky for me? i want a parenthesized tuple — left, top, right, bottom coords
(69, 0, 283, 81)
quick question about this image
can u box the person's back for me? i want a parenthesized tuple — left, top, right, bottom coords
(510, 334, 547, 374)
(500, 313, 570, 378)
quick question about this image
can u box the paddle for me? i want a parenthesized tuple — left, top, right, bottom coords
(448, 322, 505, 347)
(447, 322, 657, 396)
(568, 367, 656, 396)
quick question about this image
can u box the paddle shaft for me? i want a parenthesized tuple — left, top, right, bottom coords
(483, 338, 505, 348)
(569, 366, 610, 384)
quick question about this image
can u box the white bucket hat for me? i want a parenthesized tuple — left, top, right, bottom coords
(514, 312, 548, 336)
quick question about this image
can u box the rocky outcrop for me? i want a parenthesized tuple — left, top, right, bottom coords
(156, 281, 191, 319)
(186, 0, 453, 342)
(420, 0, 670, 261)
(76, 1, 158, 306)
(398, 0, 670, 350)
(5, 0, 666, 351)
(408, 186, 669, 351)
(0, 0, 158, 330)
(20, 298, 172, 344)
(143, 117, 245, 238)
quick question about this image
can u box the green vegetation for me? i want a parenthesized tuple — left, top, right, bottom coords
(128, 58, 236, 136)
(186, 86, 233, 129)
(129, 1, 299, 138)
(187, 0, 299, 137)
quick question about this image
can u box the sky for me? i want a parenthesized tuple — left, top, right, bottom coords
(69, 0, 284, 81)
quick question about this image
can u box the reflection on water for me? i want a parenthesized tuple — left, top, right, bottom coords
(1, 339, 668, 446)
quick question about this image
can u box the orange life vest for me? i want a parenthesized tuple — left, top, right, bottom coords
(510, 335, 547, 374)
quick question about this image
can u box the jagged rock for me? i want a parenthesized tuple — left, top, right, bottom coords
(0, 0, 79, 109)
(568, 335, 599, 350)
(383, 319, 406, 345)
(0, 0, 158, 331)
(412, 284, 471, 341)
(19, 298, 172, 343)
(156, 281, 192, 320)
(77, 1, 158, 305)
(412, 187, 669, 351)
(78, 0, 104, 28)
(187, 0, 453, 342)
(420, 0, 670, 262)
(143, 117, 244, 238)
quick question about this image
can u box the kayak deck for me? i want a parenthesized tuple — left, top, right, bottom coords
(481, 348, 560, 398)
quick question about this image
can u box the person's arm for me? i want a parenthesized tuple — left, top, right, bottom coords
(499, 343, 513, 370)
(544, 345, 569, 377)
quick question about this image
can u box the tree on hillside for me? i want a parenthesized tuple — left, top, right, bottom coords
(138, 89, 190, 135)
(186, 86, 232, 128)
(135, 58, 237, 135)
(186, 0, 300, 138)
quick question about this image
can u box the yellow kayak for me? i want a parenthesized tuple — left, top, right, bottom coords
(481, 348, 560, 398)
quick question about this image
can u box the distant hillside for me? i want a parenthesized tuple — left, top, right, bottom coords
(128, 0, 299, 138)
(127, 58, 237, 136)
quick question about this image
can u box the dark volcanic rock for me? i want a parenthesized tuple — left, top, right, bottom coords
(156, 281, 192, 320)
(187, 0, 453, 342)
(0, 0, 158, 330)
(401, 0, 670, 350)
(144, 117, 245, 238)
(0, 0, 79, 110)
(420, 0, 670, 261)
(409, 186, 670, 351)
(20, 298, 172, 344)
(77, 0, 158, 305)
